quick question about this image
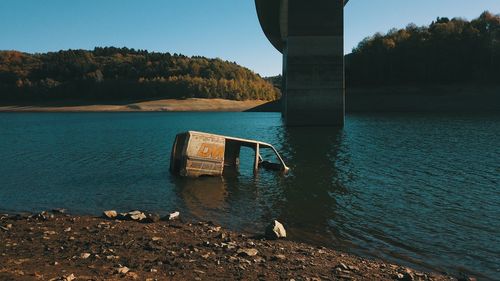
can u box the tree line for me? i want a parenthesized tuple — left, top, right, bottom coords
(0, 47, 280, 102)
(347, 11, 500, 86)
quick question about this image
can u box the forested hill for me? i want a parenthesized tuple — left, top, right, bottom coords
(0, 47, 280, 102)
(347, 11, 500, 86)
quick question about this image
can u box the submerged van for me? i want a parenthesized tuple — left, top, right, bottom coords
(170, 131, 289, 177)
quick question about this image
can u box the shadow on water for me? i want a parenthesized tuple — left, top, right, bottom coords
(277, 127, 355, 249)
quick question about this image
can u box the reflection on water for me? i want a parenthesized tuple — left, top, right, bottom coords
(174, 177, 228, 219)
(1, 112, 499, 279)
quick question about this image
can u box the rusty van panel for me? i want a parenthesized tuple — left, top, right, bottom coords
(171, 131, 290, 178)
(186, 133, 225, 161)
(182, 132, 225, 177)
(183, 159, 224, 177)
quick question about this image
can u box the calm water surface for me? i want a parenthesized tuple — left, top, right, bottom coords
(1, 112, 499, 279)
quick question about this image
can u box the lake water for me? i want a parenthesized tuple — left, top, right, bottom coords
(0, 112, 499, 279)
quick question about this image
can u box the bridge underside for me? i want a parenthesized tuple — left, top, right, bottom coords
(256, 0, 345, 126)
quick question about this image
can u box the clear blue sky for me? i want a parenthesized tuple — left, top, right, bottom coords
(1, 0, 499, 76)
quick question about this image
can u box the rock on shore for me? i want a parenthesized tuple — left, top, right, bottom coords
(265, 220, 287, 240)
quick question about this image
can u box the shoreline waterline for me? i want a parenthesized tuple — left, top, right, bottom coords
(0, 98, 271, 112)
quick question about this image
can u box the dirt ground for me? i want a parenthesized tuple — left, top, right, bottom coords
(0, 211, 461, 281)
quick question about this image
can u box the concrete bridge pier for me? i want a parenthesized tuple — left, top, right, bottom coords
(256, 0, 346, 126)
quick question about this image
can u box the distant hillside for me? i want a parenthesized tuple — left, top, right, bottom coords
(347, 11, 500, 86)
(0, 47, 280, 102)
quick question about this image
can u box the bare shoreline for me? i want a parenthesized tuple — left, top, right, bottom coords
(0, 98, 271, 113)
(0, 212, 458, 281)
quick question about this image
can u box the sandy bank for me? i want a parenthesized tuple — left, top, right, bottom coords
(2, 84, 497, 114)
(0, 211, 458, 281)
(0, 98, 269, 112)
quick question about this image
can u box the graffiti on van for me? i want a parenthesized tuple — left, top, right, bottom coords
(196, 143, 224, 160)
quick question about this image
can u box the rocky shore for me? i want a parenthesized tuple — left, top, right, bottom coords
(0, 210, 459, 281)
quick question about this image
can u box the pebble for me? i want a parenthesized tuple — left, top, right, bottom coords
(265, 220, 287, 240)
(97, 222, 110, 229)
(126, 272, 139, 279)
(271, 254, 286, 261)
(51, 273, 75, 281)
(237, 248, 259, 257)
(115, 266, 130, 274)
(125, 211, 147, 221)
(208, 226, 221, 232)
(80, 253, 91, 259)
(254, 257, 266, 263)
(166, 211, 180, 221)
(103, 210, 118, 219)
(239, 258, 252, 265)
(339, 262, 349, 270)
(37, 211, 54, 220)
(348, 265, 360, 271)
